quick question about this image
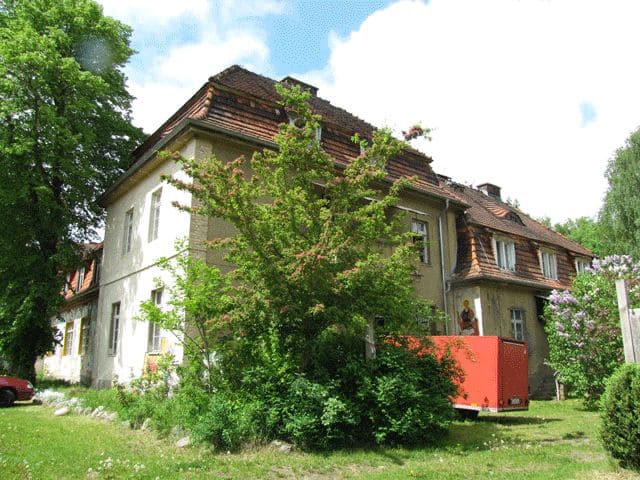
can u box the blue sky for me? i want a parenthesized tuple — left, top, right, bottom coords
(98, 0, 640, 223)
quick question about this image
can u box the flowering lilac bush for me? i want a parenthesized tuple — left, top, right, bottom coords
(544, 255, 639, 407)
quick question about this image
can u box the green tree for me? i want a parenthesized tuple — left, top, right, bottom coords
(600, 128, 640, 258)
(139, 85, 457, 448)
(553, 216, 604, 257)
(0, 0, 143, 380)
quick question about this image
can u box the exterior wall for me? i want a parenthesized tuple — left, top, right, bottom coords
(94, 131, 462, 387)
(42, 298, 98, 384)
(187, 135, 256, 271)
(386, 190, 457, 315)
(451, 282, 553, 398)
(93, 142, 194, 387)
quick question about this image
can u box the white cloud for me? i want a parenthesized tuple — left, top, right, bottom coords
(130, 31, 270, 131)
(97, 1, 274, 134)
(301, 0, 640, 223)
(216, 0, 286, 23)
(99, 0, 209, 25)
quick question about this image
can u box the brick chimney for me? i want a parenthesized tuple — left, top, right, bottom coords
(478, 183, 502, 201)
(281, 76, 318, 96)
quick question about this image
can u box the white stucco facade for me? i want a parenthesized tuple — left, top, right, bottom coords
(92, 141, 195, 387)
(42, 299, 98, 384)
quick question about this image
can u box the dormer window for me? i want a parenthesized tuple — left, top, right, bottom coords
(492, 236, 516, 271)
(539, 249, 558, 280)
(575, 257, 590, 274)
(506, 211, 524, 225)
(288, 111, 321, 142)
(75, 266, 85, 293)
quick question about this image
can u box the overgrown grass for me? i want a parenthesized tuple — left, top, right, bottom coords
(1, 400, 638, 479)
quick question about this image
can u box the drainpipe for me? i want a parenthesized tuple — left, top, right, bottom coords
(438, 198, 450, 334)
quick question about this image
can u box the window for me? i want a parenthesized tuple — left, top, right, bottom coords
(575, 258, 590, 274)
(148, 188, 162, 242)
(62, 321, 74, 356)
(511, 309, 525, 340)
(63, 273, 70, 294)
(108, 302, 121, 355)
(147, 289, 163, 353)
(92, 257, 101, 287)
(75, 266, 85, 293)
(493, 237, 516, 271)
(123, 208, 134, 254)
(78, 317, 90, 355)
(540, 250, 558, 279)
(288, 112, 321, 143)
(411, 220, 429, 264)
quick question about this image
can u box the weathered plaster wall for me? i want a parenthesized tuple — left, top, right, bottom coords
(93, 141, 194, 387)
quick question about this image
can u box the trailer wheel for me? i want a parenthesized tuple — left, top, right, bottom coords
(456, 408, 479, 421)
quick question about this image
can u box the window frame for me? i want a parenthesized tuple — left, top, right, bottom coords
(108, 302, 121, 356)
(123, 208, 134, 255)
(575, 257, 590, 274)
(78, 317, 90, 356)
(148, 188, 162, 242)
(510, 308, 525, 341)
(411, 219, 429, 264)
(492, 236, 516, 271)
(539, 249, 558, 280)
(62, 321, 75, 356)
(75, 265, 85, 293)
(147, 289, 163, 353)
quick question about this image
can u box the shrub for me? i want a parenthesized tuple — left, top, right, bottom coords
(600, 363, 640, 470)
(361, 337, 457, 445)
(544, 255, 638, 407)
(190, 393, 262, 451)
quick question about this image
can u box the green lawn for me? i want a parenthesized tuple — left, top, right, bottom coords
(1, 400, 638, 479)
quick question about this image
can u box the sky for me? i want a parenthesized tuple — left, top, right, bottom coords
(97, 0, 640, 224)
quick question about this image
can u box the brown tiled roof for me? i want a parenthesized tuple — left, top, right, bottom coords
(445, 182, 592, 289)
(130, 65, 456, 203)
(63, 243, 102, 303)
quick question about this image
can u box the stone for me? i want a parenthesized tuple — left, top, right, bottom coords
(140, 418, 152, 431)
(54, 407, 70, 416)
(270, 440, 293, 453)
(103, 412, 117, 422)
(91, 406, 104, 417)
(176, 436, 191, 448)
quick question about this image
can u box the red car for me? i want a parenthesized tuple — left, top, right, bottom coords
(0, 376, 35, 407)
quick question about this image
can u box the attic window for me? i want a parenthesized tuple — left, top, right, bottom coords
(539, 249, 558, 280)
(288, 111, 321, 142)
(575, 257, 590, 274)
(506, 211, 524, 225)
(492, 236, 516, 271)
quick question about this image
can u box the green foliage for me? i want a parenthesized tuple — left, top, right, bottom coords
(600, 363, 640, 470)
(139, 85, 456, 449)
(136, 248, 234, 393)
(544, 256, 638, 407)
(0, 0, 144, 381)
(552, 216, 605, 257)
(600, 128, 640, 258)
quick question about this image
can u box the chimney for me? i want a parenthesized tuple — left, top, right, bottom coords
(478, 183, 502, 201)
(281, 76, 318, 96)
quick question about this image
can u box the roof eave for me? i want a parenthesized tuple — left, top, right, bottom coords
(98, 118, 278, 207)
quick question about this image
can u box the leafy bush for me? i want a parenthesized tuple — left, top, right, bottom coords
(190, 393, 263, 451)
(545, 255, 639, 407)
(362, 337, 457, 445)
(600, 363, 640, 470)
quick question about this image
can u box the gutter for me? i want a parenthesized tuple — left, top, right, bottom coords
(438, 198, 450, 334)
(448, 273, 561, 292)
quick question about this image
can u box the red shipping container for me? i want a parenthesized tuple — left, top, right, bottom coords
(432, 336, 529, 416)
